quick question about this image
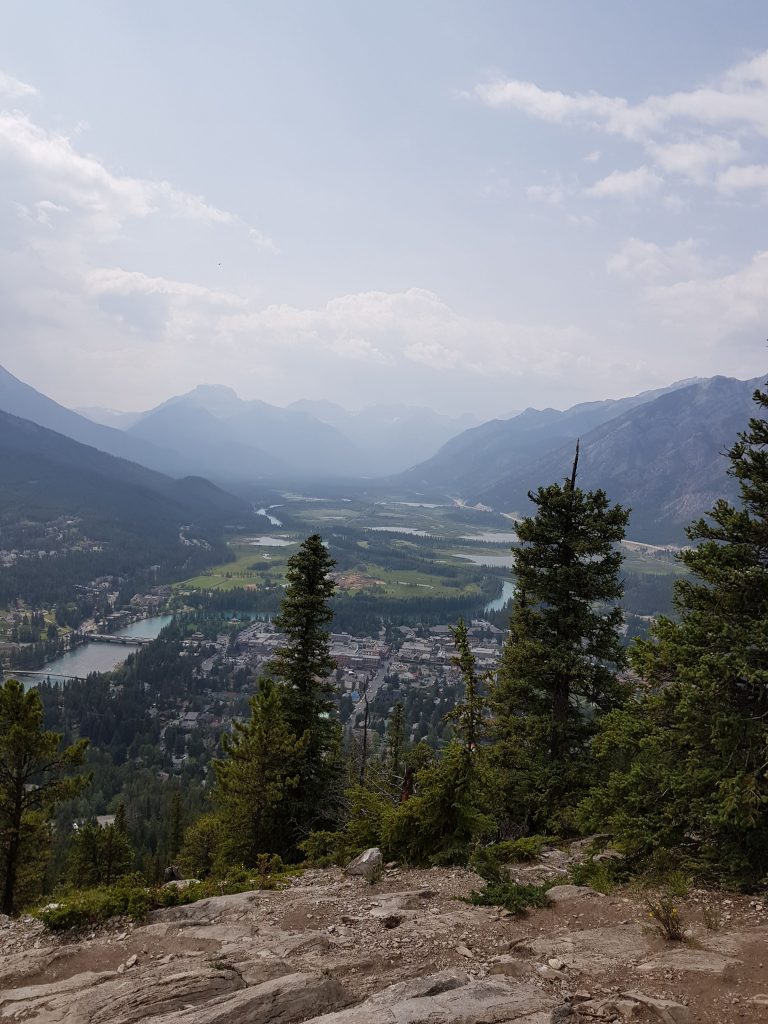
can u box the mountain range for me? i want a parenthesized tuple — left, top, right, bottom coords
(399, 375, 762, 542)
(76, 387, 476, 480)
(1, 363, 764, 544)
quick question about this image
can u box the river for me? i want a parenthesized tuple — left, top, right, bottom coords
(484, 579, 515, 613)
(7, 614, 174, 687)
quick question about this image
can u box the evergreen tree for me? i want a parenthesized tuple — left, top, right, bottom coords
(445, 619, 486, 753)
(68, 819, 134, 887)
(490, 447, 630, 832)
(168, 789, 184, 860)
(585, 385, 768, 885)
(385, 619, 495, 864)
(386, 702, 405, 792)
(213, 679, 307, 864)
(270, 534, 341, 834)
(0, 679, 89, 914)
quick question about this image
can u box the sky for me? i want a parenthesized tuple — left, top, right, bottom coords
(1, 1, 768, 418)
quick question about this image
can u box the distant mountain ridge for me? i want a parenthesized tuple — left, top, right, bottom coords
(75, 387, 477, 479)
(395, 380, 698, 496)
(479, 375, 760, 542)
(396, 375, 763, 543)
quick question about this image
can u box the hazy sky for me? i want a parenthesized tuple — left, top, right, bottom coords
(1, 1, 768, 417)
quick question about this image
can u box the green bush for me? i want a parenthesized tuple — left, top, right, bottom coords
(487, 835, 559, 863)
(569, 858, 626, 893)
(35, 861, 295, 931)
(466, 881, 550, 915)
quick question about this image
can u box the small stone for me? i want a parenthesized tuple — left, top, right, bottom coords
(548, 957, 566, 971)
(456, 944, 474, 959)
(125, 953, 137, 969)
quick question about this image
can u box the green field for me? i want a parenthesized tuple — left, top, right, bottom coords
(176, 496, 684, 620)
(177, 539, 301, 591)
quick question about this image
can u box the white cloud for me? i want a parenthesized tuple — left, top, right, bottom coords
(645, 249, 768, 340)
(607, 238, 706, 282)
(0, 83, 278, 248)
(648, 135, 742, 182)
(473, 51, 768, 139)
(717, 162, 768, 194)
(0, 70, 37, 99)
(526, 183, 566, 205)
(585, 165, 662, 198)
(474, 51, 768, 203)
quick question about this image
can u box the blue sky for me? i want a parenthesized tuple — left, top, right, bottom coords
(1, 1, 768, 416)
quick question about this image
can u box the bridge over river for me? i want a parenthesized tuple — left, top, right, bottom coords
(87, 633, 154, 646)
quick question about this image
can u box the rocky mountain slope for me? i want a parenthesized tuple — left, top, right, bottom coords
(479, 376, 760, 543)
(0, 365, 186, 477)
(2, 852, 767, 1023)
(397, 375, 764, 543)
(394, 381, 694, 498)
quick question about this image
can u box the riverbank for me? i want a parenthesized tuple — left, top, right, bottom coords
(4, 614, 173, 686)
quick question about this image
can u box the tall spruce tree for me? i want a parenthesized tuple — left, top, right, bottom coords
(585, 384, 768, 885)
(0, 679, 89, 914)
(270, 534, 341, 837)
(214, 679, 307, 863)
(490, 446, 629, 832)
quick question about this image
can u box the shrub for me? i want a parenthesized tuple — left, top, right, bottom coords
(702, 903, 722, 931)
(35, 861, 295, 931)
(569, 858, 626, 894)
(466, 881, 550, 915)
(490, 835, 559, 863)
(646, 893, 686, 941)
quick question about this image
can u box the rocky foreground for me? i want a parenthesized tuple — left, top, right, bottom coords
(2, 856, 768, 1023)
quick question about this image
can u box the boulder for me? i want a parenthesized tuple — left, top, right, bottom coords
(545, 884, 601, 904)
(621, 990, 691, 1024)
(144, 971, 349, 1024)
(345, 848, 383, 881)
(487, 954, 529, 979)
(301, 974, 553, 1023)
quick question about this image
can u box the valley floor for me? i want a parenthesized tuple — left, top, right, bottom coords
(2, 862, 767, 1023)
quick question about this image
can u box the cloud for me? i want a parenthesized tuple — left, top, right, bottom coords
(717, 163, 768, 194)
(473, 51, 768, 139)
(473, 51, 768, 202)
(0, 75, 277, 248)
(526, 183, 566, 205)
(648, 135, 742, 182)
(646, 250, 768, 339)
(585, 166, 662, 198)
(607, 238, 707, 282)
(0, 70, 37, 99)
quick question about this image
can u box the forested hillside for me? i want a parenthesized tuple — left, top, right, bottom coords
(0, 411, 249, 602)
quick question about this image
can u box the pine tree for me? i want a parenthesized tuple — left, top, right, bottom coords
(270, 534, 341, 834)
(445, 619, 486, 753)
(168, 789, 184, 860)
(490, 446, 630, 833)
(585, 384, 768, 884)
(0, 679, 89, 914)
(385, 618, 495, 864)
(68, 819, 134, 887)
(386, 702, 405, 792)
(214, 679, 308, 864)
